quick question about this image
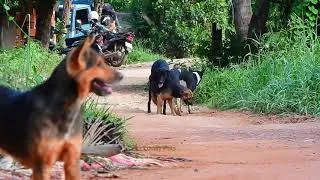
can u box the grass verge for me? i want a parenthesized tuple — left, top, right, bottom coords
(195, 24, 320, 115)
(127, 41, 164, 64)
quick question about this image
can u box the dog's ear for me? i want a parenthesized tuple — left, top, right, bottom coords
(66, 35, 96, 75)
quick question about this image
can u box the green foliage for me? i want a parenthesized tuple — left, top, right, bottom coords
(105, 0, 132, 11)
(0, 41, 60, 90)
(195, 19, 320, 115)
(83, 100, 133, 148)
(0, 0, 20, 14)
(292, 0, 320, 28)
(129, 0, 230, 58)
(127, 40, 164, 64)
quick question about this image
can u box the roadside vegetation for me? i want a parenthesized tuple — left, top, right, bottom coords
(195, 22, 320, 115)
(127, 40, 164, 64)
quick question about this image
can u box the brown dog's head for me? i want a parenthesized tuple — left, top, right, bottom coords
(66, 35, 123, 98)
(181, 89, 193, 105)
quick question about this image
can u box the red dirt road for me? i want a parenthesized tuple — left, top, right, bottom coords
(99, 63, 320, 180)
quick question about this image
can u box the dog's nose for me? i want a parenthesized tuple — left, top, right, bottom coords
(117, 72, 124, 81)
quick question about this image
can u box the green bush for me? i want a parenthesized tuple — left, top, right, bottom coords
(129, 0, 230, 58)
(195, 21, 320, 115)
(105, 0, 132, 12)
(82, 100, 133, 148)
(0, 42, 60, 90)
(127, 40, 163, 64)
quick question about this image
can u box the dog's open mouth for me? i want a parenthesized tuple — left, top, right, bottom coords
(91, 79, 113, 96)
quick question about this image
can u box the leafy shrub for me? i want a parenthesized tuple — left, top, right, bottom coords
(83, 100, 133, 148)
(129, 0, 230, 58)
(105, 0, 132, 12)
(127, 40, 163, 64)
(292, 0, 320, 28)
(195, 20, 320, 115)
(0, 41, 60, 90)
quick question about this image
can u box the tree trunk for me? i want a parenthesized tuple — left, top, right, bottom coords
(248, 0, 270, 38)
(35, 0, 56, 48)
(211, 23, 223, 67)
(232, 0, 252, 41)
(62, 0, 71, 28)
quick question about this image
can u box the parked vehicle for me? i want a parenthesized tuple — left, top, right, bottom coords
(60, 20, 134, 67)
(55, 4, 92, 48)
(103, 30, 135, 67)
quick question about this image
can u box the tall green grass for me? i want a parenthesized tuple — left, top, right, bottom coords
(195, 21, 320, 115)
(0, 42, 60, 90)
(127, 41, 164, 64)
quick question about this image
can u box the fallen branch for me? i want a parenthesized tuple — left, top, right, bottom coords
(82, 145, 121, 158)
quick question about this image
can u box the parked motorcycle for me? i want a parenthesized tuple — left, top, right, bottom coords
(102, 30, 135, 67)
(59, 20, 135, 67)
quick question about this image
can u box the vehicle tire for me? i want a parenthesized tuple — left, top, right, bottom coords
(106, 44, 127, 67)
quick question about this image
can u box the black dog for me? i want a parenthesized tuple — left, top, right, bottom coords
(166, 67, 205, 114)
(148, 59, 170, 114)
(148, 59, 193, 115)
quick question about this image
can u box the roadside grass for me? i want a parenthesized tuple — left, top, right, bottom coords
(127, 41, 164, 64)
(195, 23, 320, 115)
(0, 41, 60, 90)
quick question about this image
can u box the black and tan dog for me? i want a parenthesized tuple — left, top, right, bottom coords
(168, 67, 204, 114)
(148, 59, 192, 116)
(0, 35, 122, 180)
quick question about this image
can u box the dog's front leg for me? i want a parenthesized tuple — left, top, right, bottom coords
(163, 100, 167, 115)
(63, 135, 82, 180)
(188, 105, 192, 114)
(32, 163, 50, 180)
(169, 99, 181, 116)
(157, 95, 163, 114)
(179, 98, 183, 113)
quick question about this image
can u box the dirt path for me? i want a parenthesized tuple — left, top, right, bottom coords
(97, 62, 320, 180)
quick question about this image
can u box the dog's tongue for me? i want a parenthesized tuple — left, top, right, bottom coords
(104, 86, 113, 94)
(95, 80, 113, 94)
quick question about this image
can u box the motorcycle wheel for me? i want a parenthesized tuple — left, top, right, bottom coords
(106, 44, 127, 67)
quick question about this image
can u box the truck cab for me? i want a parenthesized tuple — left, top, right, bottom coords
(56, 4, 92, 47)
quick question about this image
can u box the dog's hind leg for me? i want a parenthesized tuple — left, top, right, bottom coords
(148, 81, 151, 113)
(163, 100, 167, 115)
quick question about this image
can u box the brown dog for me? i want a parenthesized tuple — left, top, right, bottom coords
(0, 35, 122, 180)
(151, 88, 193, 116)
